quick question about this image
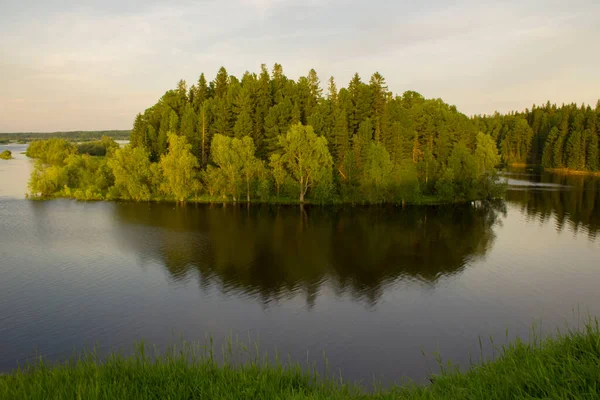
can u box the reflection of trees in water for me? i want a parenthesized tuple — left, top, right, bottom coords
(113, 202, 502, 307)
(506, 172, 600, 240)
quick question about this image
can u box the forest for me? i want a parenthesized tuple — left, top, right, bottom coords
(475, 102, 600, 171)
(27, 64, 507, 203)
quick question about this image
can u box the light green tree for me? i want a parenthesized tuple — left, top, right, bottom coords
(447, 140, 478, 199)
(278, 124, 333, 202)
(107, 145, 154, 201)
(474, 132, 500, 176)
(28, 161, 67, 197)
(210, 134, 243, 201)
(232, 136, 263, 202)
(269, 153, 287, 197)
(159, 133, 200, 202)
(361, 141, 394, 202)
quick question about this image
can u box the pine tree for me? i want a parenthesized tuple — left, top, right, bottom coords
(213, 67, 229, 99)
(566, 130, 583, 170)
(180, 104, 198, 155)
(254, 64, 272, 157)
(542, 127, 559, 168)
(327, 77, 337, 103)
(369, 72, 388, 142)
(586, 129, 599, 171)
(211, 97, 232, 137)
(263, 99, 293, 155)
(271, 63, 285, 104)
(198, 100, 212, 165)
(306, 68, 322, 118)
(332, 109, 350, 179)
(234, 111, 254, 139)
(347, 74, 372, 134)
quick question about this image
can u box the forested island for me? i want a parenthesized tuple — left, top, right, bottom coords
(26, 64, 506, 204)
(24, 64, 600, 203)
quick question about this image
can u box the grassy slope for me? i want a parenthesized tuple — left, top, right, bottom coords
(1, 320, 599, 399)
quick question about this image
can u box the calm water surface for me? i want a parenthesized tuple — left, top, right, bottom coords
(1, 147, 599, 385)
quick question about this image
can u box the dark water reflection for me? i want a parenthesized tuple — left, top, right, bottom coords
(1, 163, 600, 386)
(504, 167, 600, 239)
(113, 203, 503, 307)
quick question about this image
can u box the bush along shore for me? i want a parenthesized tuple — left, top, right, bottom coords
(1, 319, 599, 399)
(25, 130, 505, 205)
(0, 149, 13, 160)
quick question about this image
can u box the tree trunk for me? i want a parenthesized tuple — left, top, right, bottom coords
(246, 177, 250, 203)
(201, 112, 206, 166)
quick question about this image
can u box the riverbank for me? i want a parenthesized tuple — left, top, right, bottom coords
(1, 319, 598, 399)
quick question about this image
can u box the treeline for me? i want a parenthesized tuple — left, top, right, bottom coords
(474, 102, 600, 171)
(27, 64, 505, 203)
(122, 64, 502, 203)
(0, 130, 130, 143)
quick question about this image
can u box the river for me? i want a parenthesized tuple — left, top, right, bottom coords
(0, 143, 599, 386)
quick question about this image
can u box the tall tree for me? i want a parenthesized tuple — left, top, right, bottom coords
(107, 145, 154, 201)
(278, 124, 333, 202)
(159, 133, 200, 202)
(213, 67, 229, 99)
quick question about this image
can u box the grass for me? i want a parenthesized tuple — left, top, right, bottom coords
(1, 320, 599, 399)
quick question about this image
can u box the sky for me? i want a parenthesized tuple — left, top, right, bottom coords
(1, 0, 599, 132)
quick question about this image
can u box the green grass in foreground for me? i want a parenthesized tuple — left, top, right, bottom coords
(1, 320, 599, 399)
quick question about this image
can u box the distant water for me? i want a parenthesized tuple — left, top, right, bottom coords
(1, 157, 599, 386)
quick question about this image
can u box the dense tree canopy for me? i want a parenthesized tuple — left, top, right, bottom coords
(28, 64, 514, 203)
(474, 102, 600, 171)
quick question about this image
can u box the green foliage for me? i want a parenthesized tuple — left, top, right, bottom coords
(0, 149, 12, 160)
(77, 136, 119, 156)
(28, 161, 68, 197)
(159, 133, 200, 202)
(107, 146, 154, 201)
(26, 64, 520, 204)
(360, 141, 395, 202)
(269, 153, 287, 197)
(448, 140, 478, 199)
(2, 319, 600, 399)
(474, 132, 501, 176)
(278, 124, 333, 202)
(26, 138, 76, 166)
(477, 102, 600, 172)
(209, 134, 263, 202)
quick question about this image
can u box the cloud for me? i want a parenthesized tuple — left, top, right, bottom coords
(0, 0, 599, 131)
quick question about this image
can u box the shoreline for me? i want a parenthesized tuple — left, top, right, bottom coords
(26, 194, 489, 207)
(1, 319, 598, 399)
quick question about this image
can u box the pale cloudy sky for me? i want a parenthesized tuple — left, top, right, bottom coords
(1, 0, 599, 132)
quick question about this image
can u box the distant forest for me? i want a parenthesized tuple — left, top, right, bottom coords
(475, 102, 600, 171)
(0, 130, 130, 144)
